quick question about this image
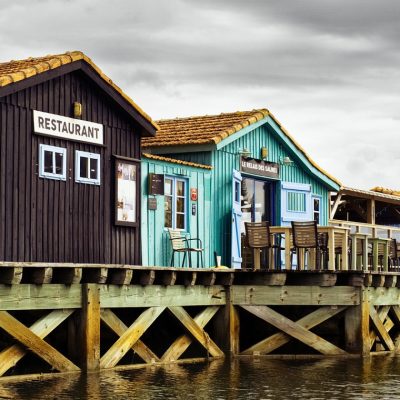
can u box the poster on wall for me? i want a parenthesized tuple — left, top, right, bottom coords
(115, 159, 138, 226)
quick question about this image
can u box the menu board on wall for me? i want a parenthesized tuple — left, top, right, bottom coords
(115, 159, 138, 226)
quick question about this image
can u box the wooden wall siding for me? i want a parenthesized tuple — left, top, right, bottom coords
(141, 159, 213, 267)
(0, 70, 142, 264)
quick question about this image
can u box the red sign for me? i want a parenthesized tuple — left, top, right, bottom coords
(190, 188, 198, 201)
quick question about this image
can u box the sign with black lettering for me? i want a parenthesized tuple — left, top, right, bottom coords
(33, 110, 103, 145)
(149, 173, 164, 195)
(240, 157, 280, 179)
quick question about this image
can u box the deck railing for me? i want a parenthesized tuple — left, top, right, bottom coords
(329, 219, 400, 240)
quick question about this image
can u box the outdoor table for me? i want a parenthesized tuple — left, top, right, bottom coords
(270, 225, 350, 270)
(349, 232, 370, 270)
(369, 237, 391, 271)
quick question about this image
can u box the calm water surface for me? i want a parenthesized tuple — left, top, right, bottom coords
(2, 357, 400, 399)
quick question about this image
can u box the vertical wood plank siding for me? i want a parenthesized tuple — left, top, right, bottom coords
(165, 124, 331, 265)
(141, 159, 212, 267)
(0, 70, 141, 264)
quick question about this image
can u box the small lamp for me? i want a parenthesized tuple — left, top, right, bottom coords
(239, 148, 251, 158)
(261, 147, 268, 160)
(73, 102, 82, 118)
(279, 156, 294, 166)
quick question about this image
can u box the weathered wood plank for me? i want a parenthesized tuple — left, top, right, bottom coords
(0, 267, 23, 284)
(101, 285, 226, 308)
(82, 268, 108, 284)
(100, 306, 165, 369)
(369, 306, 390, 349)
(197, 272, 216, 286)
(368, 288, 400, 306)
(81, 284, 100, 370)
(0, 284, 82, 310)
(243, 306, 346, 355)
(369, 305, 395, 351)
(108, 269, 133, 285)
(52, 268, 82, 284)
(0, 311, 79, 372)
(232, 285, 359, 306)
(241, 305, 347, 355)
(161, 306, 220, 362)
(168, 306, 224, 358)
(100, 308, 159, 363)
(0, 309, 73, 376)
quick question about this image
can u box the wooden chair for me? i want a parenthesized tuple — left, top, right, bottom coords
(291, 220, 323, 270)
(168, 228, 204, 268)
(245, 221, 281, 269)
(389, 238, 399, 271)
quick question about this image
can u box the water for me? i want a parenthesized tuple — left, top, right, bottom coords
(2, 357, 400, 399)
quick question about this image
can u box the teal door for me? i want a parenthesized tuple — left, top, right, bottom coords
(231, 170, 242, 269)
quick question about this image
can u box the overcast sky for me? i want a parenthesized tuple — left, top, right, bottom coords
(1, 0, 400, 190)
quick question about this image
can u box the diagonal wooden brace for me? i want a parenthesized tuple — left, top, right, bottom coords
(162, 306, 220, 362)
(369, 305, 395, 351)
(242, 306, 347, 355)
(101, 308, 160, 363)
(0, 310, 79, 372)
(168, 306, 224, 358)
(241, 305, 347, 355)
(100, 306, 165, 369)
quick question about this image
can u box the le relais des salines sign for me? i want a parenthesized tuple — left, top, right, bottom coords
(33, 110, 103, 145)
(240, 157, 280, 179)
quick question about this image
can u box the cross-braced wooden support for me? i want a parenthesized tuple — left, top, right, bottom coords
(0, 310, 79, 376)
(240, 305, 348, 356)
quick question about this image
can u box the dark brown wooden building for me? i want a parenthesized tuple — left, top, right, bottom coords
(0, 51, 158, 264)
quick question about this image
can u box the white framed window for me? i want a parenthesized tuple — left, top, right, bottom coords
(39, 144, 67, 180)
(75, 151, 101, 185)
(164, 177, 187, 230)
(313, 196, 321, 224)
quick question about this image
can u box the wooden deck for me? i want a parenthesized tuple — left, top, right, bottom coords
(1, 263, 400, 378)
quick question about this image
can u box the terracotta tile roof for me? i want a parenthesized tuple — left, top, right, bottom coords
(0, 51, 158, 131)
(143, 109, 341, 187)
(370, 186, 400, 197)
(143, 110, 269, 147)
(142, 153, 212, 170)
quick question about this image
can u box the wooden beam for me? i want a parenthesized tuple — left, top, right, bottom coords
(242, 306, 346, 355)
(52, 267, 82, 284)
(0, 311, 79, 372)
(82, 268, 108, 284)
(232, 285, 359, 306)
(100, 306, 165, 369)
(369, 306, 390, 349)
(161, 306, 220, 362)
(241, 305, 347, 355)
(100, 309, 160, 363)
(0, 309, 73, 376)
(330, 192, 342, 219)
(0, 267, 23, 284)
(101, 285, 226, 308)
(369, 305, 395, 351)
(81, 284, 100, 371)
(168, 306, 224, 358)
(108, 269, 133, 285)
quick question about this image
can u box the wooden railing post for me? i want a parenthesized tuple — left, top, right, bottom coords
(345, 287, 370, 355)
(81, 283, 101, 371)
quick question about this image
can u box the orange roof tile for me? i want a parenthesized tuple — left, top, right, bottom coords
(0, 51, 158, 131)
(143, 110, 269, 147)
(370, 186, 400, 197)
(143, 109, 341, 187)
(142, 153, 212, 170)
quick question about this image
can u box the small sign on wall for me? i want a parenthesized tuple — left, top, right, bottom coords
(149, 173, 164, 195)
(190, 188, 198, 201)
(148, 197, 157, 210)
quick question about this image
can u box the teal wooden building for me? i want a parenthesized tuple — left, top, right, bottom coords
(142, 109, 341, 268)
(141, 153, 213, 267)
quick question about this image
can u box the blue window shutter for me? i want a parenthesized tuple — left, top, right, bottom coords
(281, 182, 312, 225)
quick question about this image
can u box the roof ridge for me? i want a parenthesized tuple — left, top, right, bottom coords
(0, 50, 158, 131)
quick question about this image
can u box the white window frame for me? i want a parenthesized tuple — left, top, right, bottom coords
(312, 196, 321, 224)
(39, 144, 67, 181)
(164, 176, 188, 231)
(75, 150, 101, 185)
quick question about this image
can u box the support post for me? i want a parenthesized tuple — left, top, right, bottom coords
(345, 287, 370, 355)
(81, 283, 100, 371)
(214, 287, 239, 356)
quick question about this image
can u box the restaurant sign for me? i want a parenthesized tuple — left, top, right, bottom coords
(33, 110, 103, 145)
(240, 157, 280, 179)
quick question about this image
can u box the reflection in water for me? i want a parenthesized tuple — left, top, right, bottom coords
(2, 357, 400, 399)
